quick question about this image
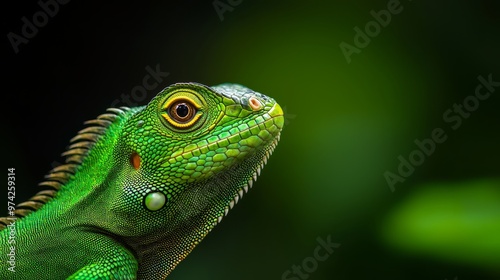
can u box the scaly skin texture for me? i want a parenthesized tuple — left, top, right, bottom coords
(0, 83, 284, 279)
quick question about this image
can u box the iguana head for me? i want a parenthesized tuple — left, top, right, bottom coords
(110, 82, 283, 276)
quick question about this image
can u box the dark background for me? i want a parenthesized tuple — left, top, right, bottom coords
(2, 0, 500, 279)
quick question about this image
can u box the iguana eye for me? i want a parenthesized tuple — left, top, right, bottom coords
(169, 101, 195, 123)
(161, 96, 203, 129)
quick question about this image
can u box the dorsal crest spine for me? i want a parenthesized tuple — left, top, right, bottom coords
(0, 107, 130, 230)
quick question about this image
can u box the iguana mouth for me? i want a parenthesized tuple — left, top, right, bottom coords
(159, 103, 284, 185)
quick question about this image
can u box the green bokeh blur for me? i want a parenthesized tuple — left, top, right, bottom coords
(3, 0, 500, 279)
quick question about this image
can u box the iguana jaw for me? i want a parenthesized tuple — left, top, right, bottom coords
(215, 134, 281, 226)
(210, 101, 284, 227)
(128, 134, 282, 279)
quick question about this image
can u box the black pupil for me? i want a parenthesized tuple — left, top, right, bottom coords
(176, 103, 189, 118)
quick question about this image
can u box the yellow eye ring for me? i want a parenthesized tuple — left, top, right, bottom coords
(161, 96, 202, 129)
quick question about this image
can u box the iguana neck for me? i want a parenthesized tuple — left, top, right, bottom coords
(19, 108, 138, 231)
(126, 155, 264, 278)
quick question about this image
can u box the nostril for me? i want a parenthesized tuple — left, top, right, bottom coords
(248, 97, 262, 111)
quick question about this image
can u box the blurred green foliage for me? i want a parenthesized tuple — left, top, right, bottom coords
(382, 180, 500, 272)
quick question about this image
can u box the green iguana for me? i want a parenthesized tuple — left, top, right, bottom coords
(0, 82, 284, 279)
